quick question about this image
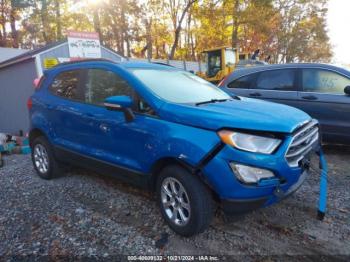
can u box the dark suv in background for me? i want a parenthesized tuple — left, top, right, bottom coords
(219, 63, 350, 145)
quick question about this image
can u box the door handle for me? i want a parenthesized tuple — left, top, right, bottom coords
(249, 92, 262, 97)
(301, 95, 318, 100)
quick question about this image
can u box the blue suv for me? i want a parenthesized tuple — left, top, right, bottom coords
(29, 60, 319, 236)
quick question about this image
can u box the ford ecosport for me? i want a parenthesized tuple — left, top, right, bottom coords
(29, 60, 320, 236)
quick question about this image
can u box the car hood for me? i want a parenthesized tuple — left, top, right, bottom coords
(159, 97, 311, 133)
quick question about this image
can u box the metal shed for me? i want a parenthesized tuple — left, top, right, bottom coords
(0, 41, 124, 135)
(0, 47, 28, 63)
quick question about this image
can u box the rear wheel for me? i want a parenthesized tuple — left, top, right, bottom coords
(31, 136, 62, 179)
(156, 165, 214, 236)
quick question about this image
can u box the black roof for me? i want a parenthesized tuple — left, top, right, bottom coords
(0, 40, 66, 69)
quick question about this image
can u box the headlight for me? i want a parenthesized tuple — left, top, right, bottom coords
(218, 130, 281, 154)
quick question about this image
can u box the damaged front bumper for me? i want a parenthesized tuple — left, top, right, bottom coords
(221, 169, 309, 215)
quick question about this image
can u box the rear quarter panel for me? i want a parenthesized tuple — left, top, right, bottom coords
(29, 77, 57, 143)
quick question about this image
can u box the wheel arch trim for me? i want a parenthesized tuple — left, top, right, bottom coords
(29, 128, 49, 147)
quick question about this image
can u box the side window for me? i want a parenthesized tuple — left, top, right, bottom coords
(302, 69, 350, 94)
(50, 70, 84, 101)
(227, 74, 255, 89)
(84, 69, 133, 105)
(256, 69, 296, 91)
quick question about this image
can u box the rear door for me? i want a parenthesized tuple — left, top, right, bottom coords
(47, 69, 88, 150)
(298, 68, 350, 143)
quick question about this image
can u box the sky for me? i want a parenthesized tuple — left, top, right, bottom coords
(8, 0, 349, 66)
(327, 0, 350, 66)
(70, 0, 350, 67)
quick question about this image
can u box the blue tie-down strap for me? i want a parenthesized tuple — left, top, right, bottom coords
(317, 148, 328, 220)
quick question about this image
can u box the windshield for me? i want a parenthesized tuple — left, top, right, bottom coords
(131, 69, 231, 104)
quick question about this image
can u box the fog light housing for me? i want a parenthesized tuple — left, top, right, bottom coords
(230, 163, 275, 184)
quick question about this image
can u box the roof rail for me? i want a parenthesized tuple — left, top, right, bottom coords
(151, 62, 175, 67)
(52, 58, 117, 68)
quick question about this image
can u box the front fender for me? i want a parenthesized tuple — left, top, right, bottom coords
(144, 123, 220, 173)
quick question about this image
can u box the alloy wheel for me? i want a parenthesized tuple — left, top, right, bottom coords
(33, 144, 49, 174)
(161, 177, 191, 226)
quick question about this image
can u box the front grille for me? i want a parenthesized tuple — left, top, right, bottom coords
(285, 120, 319, 167)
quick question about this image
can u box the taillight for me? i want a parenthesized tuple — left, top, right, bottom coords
(27, 97, 33, 110)
(33, 76, 43, 90)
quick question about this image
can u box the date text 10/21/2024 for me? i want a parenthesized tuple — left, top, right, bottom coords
(127, 255, 220, 261)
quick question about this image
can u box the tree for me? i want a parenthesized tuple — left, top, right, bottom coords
(9, 3, 19, 47)
(40, 0, 49, 43)
(0, 0, 332, 64)
(0, 0, 9, 46)
(272, 0, 331, 63)
(54, 0, 63, 40)
(0, 0, 33, 47)
(165, 0, 197, 59)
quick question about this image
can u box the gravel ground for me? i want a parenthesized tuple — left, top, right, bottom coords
(0, 146, 349, 261)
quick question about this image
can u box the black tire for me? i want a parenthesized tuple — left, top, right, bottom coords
(31, 136, 63, 179)
(156, 165, 214, 236)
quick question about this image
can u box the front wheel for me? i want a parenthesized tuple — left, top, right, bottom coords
(156, 165, 214, 236)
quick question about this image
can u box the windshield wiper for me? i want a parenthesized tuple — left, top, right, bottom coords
(195, 99, 230, 106)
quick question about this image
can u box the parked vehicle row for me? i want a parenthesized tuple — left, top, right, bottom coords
(219, 63, 350, 145)
(29, 60, 320, 236)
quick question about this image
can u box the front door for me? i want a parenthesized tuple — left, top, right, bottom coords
(222, 73, 256, 97)
(78, 67, 159, 173)
(248, 69, 300, 108)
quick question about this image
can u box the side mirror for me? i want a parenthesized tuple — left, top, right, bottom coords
(345, 86, 350, 95)
(104, 96, 135, 122)
(104, 95, 133, 109)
